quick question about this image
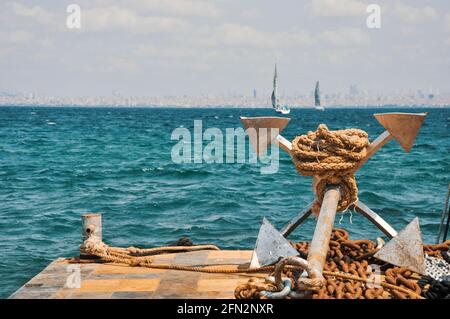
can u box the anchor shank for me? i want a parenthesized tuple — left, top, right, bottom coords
(307, 186, 340, 278)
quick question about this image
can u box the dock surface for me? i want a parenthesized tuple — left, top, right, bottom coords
(10, 250, 264, 299)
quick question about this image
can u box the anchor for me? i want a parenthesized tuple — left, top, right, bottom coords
(240, 112, 428, 278)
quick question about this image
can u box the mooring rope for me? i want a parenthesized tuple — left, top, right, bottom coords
(74, 245, 424, 299)
(71, 229, 450, 299)
(76, 236, 276, 273)
(291, 124, 369, 215)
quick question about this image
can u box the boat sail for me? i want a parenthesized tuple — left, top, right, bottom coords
(271, 64, 290, 115)
(271, 64, 279, 110)
(315, 80, 325, 111)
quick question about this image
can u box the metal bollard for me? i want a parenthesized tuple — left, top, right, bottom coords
(82, 213, 102, 241)
(80, 213, 102, 258)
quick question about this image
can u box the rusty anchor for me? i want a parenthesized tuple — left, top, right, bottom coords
(240, 112, 428, 278)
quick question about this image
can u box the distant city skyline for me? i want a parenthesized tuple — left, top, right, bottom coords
(1, 1, 450, 98)
(1, 84, 448, 107)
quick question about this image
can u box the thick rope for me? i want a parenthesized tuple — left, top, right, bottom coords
(79, 236, 221, 267)
(76, 236, 273, 273)
(75, 232, 448, 299)
(291, 124, 369, 215)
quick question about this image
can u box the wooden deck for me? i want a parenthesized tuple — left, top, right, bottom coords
(9, 250, 267, 299)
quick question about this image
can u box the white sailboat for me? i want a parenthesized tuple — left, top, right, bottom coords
(314, 80, 325, 111)
(271, 64, 290, 115)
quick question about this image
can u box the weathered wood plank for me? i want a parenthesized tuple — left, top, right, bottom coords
(10, 250, 260, 299)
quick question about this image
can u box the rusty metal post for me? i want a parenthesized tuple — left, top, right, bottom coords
(82, 213, 102, 241)
(307, 186, 340, 278)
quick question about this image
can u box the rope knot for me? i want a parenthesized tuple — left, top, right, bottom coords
(291, 124, 369, 215)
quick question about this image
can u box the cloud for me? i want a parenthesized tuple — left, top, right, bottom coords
(11, 2, 56, 26)
(319, 27, 369, 46)
(82, 6, 188, 34)
(392, 3, 438, 24)
(306, 0, 366, 17)
(217, 24, 275, 47)
(134, 44, 197, 60)
(128, 0, 220, 18)
(1, 0, 449, 96)
(0, 29, 53, 53)
(132, 23, 312, 66)
(213, 24, 312, 49)
(132, 43, 213, 72)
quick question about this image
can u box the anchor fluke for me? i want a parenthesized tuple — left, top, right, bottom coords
(240, 116, 290, 155)
(374, 112, 427, 152)
(374, 217, 427, 275)
(250, 217, 299, 268)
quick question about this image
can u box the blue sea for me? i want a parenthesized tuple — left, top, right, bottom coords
(0, 106, 449, 298)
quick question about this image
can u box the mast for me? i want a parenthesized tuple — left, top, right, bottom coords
(315, 80, 321, 107)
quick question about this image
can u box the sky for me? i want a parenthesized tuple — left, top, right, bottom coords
(0, 0, 449, 97)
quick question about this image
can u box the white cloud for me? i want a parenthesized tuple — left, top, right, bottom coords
(132, 43, 214, 72)
(393, 3, 438, 24)
(134, 44, 196, 60)
(1, 0, 449, 96)
(11, 2, 56, 26)
(218, 24, 274, 47)
(132, 23, 312, 66)
(306, 0, 366, 17)
(213, 24, 312, 49)
(128, 0, 220, 18)
(82, 6, 188, 34)
(320, 27, 369, 46)
(0, 29, 53, 52)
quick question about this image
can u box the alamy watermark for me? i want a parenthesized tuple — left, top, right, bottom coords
(65, 264, 81, 288)
(171, 120, 280, 174)
(366, 4, 381, 29)
(366, 264, 382, 288)
(65, 4, 381, 30)
(66, 4, 81, 29)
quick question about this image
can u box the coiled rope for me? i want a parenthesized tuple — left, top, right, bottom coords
(291, 124, 369, 215)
